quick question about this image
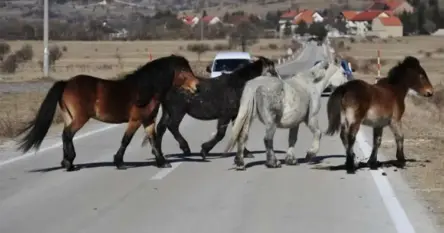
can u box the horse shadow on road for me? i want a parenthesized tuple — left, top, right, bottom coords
(242, 154, 346, 169)
(27, 157, 208, 173)
(311, 158, 430, 173)
(26, 150, 270, 173)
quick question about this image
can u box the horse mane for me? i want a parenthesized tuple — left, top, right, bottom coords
(386, 56, 421, 84)
(295, 60, 328, 79)
(122, 54, 191, 88)
(227, 59, 264, 81)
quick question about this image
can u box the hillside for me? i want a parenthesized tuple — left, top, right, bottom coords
(0, 0, 375, 22)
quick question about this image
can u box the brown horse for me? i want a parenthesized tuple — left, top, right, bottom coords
(325, 56, 434, 174)
(17, 55, 200, 172)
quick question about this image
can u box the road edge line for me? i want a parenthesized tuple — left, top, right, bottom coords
(150, 162, 182, 180)
(356, 131, 416, 233)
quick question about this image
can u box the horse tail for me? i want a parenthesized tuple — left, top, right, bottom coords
(17, 81, 67, 153)
(325, 85, 346, 136)
(224, 89, 256, 153)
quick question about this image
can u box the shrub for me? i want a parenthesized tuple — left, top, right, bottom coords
(187, 43, 210, 61)
(1, 54, 18, 73)
(213, 43, 229, 51)
(49, 45, 63, 66)
(268, 43, 278, 50)
(0, 40, 10, 60)
(15, 44, 34, 62)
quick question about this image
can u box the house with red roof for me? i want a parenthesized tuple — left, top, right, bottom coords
(367, 0, 414, 15)
(371, 15, 403, 37)
(201, 16, 222, 25)
(278, 9, 324, 37)
(340, 11, 360, 22)
(351, 10, 392, 22)
(345, 10, 392, 36)
(279, 10, 299, 24)
(180, 15, 199, 27)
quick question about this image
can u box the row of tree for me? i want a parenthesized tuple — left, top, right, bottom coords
(399, 0, 444, 35)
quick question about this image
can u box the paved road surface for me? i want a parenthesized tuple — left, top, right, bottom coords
(0, 42, 440, 233)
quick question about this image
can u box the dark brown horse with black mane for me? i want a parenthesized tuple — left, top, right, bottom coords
(16, 55, 200, 171)
(142, 56, 280, 165)
(325, 56, 434, 174)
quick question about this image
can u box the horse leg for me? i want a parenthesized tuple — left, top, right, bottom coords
(113, 119, 141, 169)
(305, 116, 322, 162)
(60, 118, 88, 172)
(166, 112, 192, 156)
(367, 127, 383, 170)
(143, 120, 172, 168)
(140, 100, 172, 168)
(264, 123, 281, 168)
(231, 116, 254, 158)
(389, 120, 406, 168)
(345, 122, 360, 174)
(153, 110, 169, 157)
(234, 129, 249, 171)
(201, 118, 231, 160)
(339, 125, 348, 148)
(285, 125, 299, 165)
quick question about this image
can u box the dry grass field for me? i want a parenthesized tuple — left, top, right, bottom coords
(1, 39, 290, 82)
(332, 35, 444, 228)
(0, 38, 293, 146)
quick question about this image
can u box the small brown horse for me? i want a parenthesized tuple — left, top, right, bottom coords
(326, 56, 434, 174)
(17, 55, 200, 171)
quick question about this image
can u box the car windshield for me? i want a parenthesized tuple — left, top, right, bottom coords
(213, 59, 250, 72)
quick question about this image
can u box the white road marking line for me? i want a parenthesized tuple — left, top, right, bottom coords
(356, 131, 416, 233)
(150, 162, 182, 180)
(0, 124, 120, 168)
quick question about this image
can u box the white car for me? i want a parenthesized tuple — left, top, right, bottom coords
(206, 51, 252, 78)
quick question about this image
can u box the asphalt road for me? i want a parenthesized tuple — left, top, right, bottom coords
(0, 42, 440, 233)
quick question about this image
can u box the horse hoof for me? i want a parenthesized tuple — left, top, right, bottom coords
(265, 160, 281, 168)
(161, 163, 172, 168)
(285, 157, 299, 166)
(115, 163, 128, 170)
(396, 160, 406, 169)
(65, 164, 77, 172)
(346, 169, 356, 174)
(305, 152, 316, 162)
(368, 161, 379, 170)
(182, 147, 192, 156)
(200, 148, 209, 160)
(346, 162, 357, 174)
(61, 159, 75, 171)
(157, 160, 172, 168)
(113, 156, 125, 169)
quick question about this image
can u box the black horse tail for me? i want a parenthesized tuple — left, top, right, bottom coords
(17, 81, 67, 153)
(325, 85, 347, 136)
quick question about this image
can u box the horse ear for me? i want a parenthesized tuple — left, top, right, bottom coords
(251, 56, 260, 61)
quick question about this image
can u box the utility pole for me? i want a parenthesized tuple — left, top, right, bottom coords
(43, 0, 49, 77)
(200, 0, 205, 40)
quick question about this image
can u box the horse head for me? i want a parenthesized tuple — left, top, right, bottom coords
(252, 55, 280, 78)
(170, 55, 201, 94)
(308, 60, 329, 82)
(326, 61, 349, 88)
(396, 56, 434, 97)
